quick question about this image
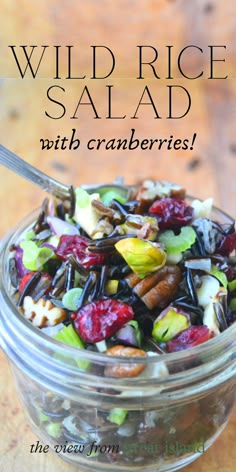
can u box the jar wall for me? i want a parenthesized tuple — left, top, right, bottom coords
(10, 362, 235, 472)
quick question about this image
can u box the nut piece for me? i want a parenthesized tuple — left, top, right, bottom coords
(91, 199, 116, 218)
(105, 345, 146, 378)
(136, 180, 186, 213)
(91, 217, 114, 239)
(115, 238, 166, 278)
(22, 296, 67, 327)
(126, 266, 182, 310)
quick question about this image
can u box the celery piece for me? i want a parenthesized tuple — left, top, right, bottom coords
(47, 235, 60, 248)
(158, 227, 197, 255)
(228, 279, 236, 292)
(62, 288, 83, 311)
(101, 190, 127, 206)
(46, 422, 61, 439)
(95, 340, 107, 352)
(53, 324, 89, 370)
(38, 411, 49, 424)
(20, 240, 54, 271)
(210, 265, 228, 288)
(65, 214, 74, 225)
(75, 187, 90, 207)
(230, 298, 236, 311)
(127, 320, 142, 347)
(74, 189, 101, 236)
(53, 324, 84, 348)
(25, 230, 35, 241)
(166, 252, 183, 265)
(108, 408, 127, 426)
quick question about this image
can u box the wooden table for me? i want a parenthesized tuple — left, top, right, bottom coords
(0, 1, 235, 471)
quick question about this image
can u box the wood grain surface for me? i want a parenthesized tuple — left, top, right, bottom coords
(0, 1, 235, 471)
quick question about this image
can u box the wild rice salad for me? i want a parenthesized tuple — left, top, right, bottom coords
(9, 179, 236, 357)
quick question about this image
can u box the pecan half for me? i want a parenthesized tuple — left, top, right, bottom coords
(91, 199, 116, 218)
(22, 296, 67, 327)
(126, 266, 182, 310)
(105, 345, 146, 378)
(136, 180, 186, 213)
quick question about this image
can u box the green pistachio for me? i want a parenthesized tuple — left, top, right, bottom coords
(115, 237, 166, 278)
(152, 306, 190, 342)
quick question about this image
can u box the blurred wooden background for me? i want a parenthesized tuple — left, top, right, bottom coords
(0, 1, 235, 471)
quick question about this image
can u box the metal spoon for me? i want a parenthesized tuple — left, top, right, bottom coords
(0, 144, 132, 200)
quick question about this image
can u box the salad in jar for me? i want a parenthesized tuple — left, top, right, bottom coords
(6, 179, 236, 467)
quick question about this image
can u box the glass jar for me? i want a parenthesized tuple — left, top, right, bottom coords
(0, 206, 235, 472)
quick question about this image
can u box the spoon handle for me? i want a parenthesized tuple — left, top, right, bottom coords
(0, 145, 70, 199)
(0, 144, 134, 201)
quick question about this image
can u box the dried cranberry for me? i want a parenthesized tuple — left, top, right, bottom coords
(56, 235, 106, 268)
(73, 298, 134, 343)
(149, 198, 193, 229)
(19, 272, 35, 293)
(225, 265, 236, 282)
(19, 272, 52, 295)
(166, 325, 211, 352)
(217, 233, 236, 256)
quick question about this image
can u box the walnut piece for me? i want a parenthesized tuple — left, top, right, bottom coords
(136, 180, 186, 213)
(91, 217, 114, 239)
(22, 296, 67, 327)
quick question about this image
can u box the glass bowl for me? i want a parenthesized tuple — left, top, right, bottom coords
(0, 204, 235, 472)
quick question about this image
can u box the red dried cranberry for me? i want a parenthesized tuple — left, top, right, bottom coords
(73, 298, 134, 343)
(149, 198, 193, 229)
(225, 265, 236, 282)
(217, 233, 236, 256)
(19, 272, 52, 295)
(19, 272, 35, 293)
(166, 325, 211, 352)
(56, 235, 106, 268)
